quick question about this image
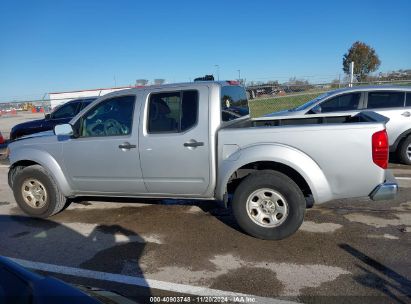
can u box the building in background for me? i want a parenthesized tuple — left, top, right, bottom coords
(49, 86, 134, 109)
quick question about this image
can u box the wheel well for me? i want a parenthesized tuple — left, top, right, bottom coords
(392, 130, 411, 152)
(227, 161, 314, 206)
(8, 160, 40, 187)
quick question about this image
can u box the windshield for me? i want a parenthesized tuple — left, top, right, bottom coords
(291, 92, 333, 111)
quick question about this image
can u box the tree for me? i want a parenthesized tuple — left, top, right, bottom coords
(343, 41, 381, 82)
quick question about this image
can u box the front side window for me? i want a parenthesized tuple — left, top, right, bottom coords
(406, 93, 411, 107)
(80, 95, 135, 137)
(367, 91, 405, 109)
(318, 93, 361, 113)
(148, 90, 198, 133)
(79, 98, 97, 111)
(52, 102, 80, 119)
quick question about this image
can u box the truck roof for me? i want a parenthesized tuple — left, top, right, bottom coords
(325, 85, 411, 96)
(97, 81, 242, 97)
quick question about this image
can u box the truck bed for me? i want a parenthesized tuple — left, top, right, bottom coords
(218, 111, 389, 203)
(226, 111, 388, 129)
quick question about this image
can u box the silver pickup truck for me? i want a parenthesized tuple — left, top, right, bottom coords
(7, 81, 398, 240)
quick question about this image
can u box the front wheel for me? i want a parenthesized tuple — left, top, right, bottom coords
(232, 170, 306, 240)
(398, 135, 411, 165)
(12, 165, 68, 218)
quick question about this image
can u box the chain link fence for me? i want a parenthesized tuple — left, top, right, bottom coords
(246, 79, 411, 117)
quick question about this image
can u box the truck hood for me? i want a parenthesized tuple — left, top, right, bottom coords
(18, 130, 55, 141)
(12, 118, 46, 130)
(10, 130, 58, 148)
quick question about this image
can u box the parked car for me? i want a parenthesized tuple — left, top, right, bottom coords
(0, 256, 135, 303)
(266, 86, 411, 164)
(7, 80, 397, 240)
(9, 97, 97, 140)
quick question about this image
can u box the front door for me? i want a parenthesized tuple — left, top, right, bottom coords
(139, 87, 210, 196)
(62, 94, 147, 194)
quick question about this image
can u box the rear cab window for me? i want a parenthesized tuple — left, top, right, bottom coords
(367, 91, 405, 109)
(221, 84, 249, 122)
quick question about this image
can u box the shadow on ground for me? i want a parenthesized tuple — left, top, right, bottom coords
(0, 215, 151, 302)
(339, 243, 411, 304)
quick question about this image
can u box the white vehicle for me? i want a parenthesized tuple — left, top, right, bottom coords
(267, 86, 411, 164)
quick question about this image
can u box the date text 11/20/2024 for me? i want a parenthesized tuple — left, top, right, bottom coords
(149, 296, 257, 303)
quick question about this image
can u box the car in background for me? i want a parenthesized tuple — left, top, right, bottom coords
(0, 256, 136, 303)
(266, 86, 411, 164)
(10, 97, 97, 140)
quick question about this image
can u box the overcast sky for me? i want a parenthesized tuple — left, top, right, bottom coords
(1, 0, 410, 102)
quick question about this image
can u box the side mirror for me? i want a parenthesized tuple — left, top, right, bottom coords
(54, 124, 73, 136)
(45, 113, 51, 120)
(311, 105, 322, 114)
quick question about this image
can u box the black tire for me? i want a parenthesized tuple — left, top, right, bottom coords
(232, 170, 306, 240)
(398, 136, 411, 165)
(12, 165, 67, 218)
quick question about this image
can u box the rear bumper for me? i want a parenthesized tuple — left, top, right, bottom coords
(369, 171, 398, 201)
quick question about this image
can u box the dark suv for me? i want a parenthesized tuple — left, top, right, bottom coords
(10, 97, 96, 140)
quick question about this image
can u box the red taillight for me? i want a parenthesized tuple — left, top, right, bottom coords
(372, 130, 388, 169)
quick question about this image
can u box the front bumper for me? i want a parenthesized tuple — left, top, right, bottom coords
(369, 171, 398, 201)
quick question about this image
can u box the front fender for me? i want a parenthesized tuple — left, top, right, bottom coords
(216, 144, 333, 204)
(9, 148, 74, 197)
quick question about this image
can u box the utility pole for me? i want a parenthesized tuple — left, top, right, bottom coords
(237, 69, 241, 82)
(349, 61, 354, 87)
(214, 65, 220, 81)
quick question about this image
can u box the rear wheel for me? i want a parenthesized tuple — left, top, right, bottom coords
(232, 170, 306, 240)
(398, 135, 411, 165)
(12, 165, 67, 218)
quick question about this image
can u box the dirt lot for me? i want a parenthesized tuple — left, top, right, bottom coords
(0, 113, 410, 303)
(0, 111, 45, 140)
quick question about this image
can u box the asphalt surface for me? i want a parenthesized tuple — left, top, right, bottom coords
(0, 161, 410, 304)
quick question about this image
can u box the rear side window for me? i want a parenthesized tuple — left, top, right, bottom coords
(319, 93, 361, 113)
(406, 93, 411, 107)
(148, 90, 198, 133)
(221, 85, 249, 121)
(367, 91, 405, 109)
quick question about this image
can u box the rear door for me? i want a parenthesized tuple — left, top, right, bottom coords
(139, 87, 210, 196)
(364, 91, 407, 146)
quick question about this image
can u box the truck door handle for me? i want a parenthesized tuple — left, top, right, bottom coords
(118, 142, 136, 150)
(401, 111, 411, 117)
(184, 140, 204, 148)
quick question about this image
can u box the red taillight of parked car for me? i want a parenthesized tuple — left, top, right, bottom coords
(372, 130, 388, 169)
